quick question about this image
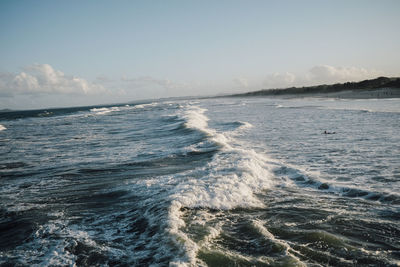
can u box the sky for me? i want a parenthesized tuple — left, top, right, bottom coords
(0, 0, 399, 109)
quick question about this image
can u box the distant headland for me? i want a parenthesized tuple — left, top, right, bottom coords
(230, 77, 400, 99)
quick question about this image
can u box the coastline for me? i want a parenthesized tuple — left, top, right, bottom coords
(227, 77, 400, 99)
(279, 88, 400, 99)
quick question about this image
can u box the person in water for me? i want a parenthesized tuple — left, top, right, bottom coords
(323, 130, 336, 134)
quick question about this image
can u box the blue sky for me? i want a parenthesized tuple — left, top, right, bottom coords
(1, 0, 399, 109)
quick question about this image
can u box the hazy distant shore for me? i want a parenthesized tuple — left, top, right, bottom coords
(229, 76, 400, 99)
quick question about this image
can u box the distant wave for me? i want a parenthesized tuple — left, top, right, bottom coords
(90, 102, 160, 115)
(90, 106, 121, 115)
(134, 102, 158, 109)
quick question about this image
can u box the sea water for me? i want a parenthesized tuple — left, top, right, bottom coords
(0, 97, 399, 266)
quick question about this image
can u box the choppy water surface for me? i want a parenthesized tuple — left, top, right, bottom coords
(0, 97, 399, 266)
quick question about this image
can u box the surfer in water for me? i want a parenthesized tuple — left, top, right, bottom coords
(323, 130, 336, 134)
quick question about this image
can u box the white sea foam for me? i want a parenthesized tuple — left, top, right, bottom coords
(90, 106, 120, 115)
(176, 105, 274, 208)
(182, 106, 209, 132)
(6, 216, 77, 266)
(0, 124, 6, 131)
(182, 106, 231, 147)
(167, 105, 276, 265)
(134, 102, 158, 109)
(172, 150, 274, 209)
(8, 212, 128, 266)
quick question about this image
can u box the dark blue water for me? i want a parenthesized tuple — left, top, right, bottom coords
(0, 97, 399, 266)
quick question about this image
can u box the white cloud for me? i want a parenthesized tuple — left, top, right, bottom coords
(0, 64, 106, 96)
(309, 65, 384, 84)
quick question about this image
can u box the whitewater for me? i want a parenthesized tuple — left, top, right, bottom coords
(0, 97, 399, 266)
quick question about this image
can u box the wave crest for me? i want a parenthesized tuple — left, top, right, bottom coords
(167, 104, 275, 265)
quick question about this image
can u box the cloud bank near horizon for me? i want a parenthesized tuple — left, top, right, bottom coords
(0, 63, 391, 109)
(0, 64, 106, 97)
(261, 65, 385, 90)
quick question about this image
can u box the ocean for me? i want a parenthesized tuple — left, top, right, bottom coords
(0, 97, 399, 266)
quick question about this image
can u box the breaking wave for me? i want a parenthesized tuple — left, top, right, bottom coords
(166, 105, 276, 265)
